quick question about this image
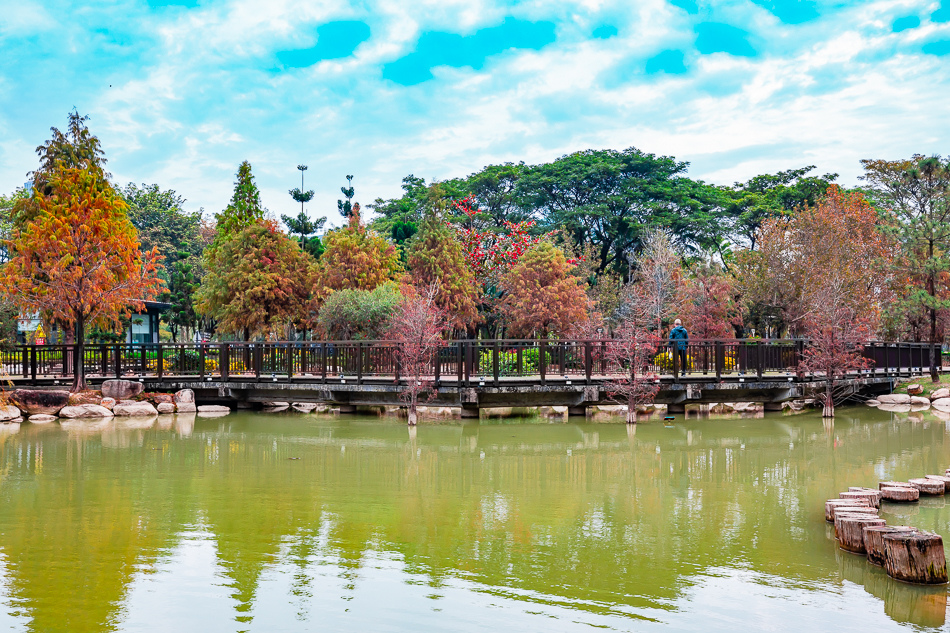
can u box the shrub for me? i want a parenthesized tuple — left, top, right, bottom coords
(317, 283, 403, 340)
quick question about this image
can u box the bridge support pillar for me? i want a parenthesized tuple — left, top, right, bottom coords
(337, 404, 357, 414)
(460, 405, 479, 419)
(764, 401, 784, 412)
(668, 403, 686, 414)
(567, 405, 587, 417)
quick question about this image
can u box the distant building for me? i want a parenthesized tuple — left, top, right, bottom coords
(16, 301, 171, 344)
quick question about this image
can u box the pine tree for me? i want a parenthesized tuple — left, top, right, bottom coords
(215, 161, 265, 240)
(407, 211, 479, 331)
(337, 175, 356, 220)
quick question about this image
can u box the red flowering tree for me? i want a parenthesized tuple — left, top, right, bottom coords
(603, 321, 661, 424)
(387, 284, 448, 426)
(451, 195, 548, 285)
(799, 282, 875, 417)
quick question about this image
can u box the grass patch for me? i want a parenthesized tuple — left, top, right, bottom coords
(892, 373, 950, 397)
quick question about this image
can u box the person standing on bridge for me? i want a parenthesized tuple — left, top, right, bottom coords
(669, 319, 688, 377)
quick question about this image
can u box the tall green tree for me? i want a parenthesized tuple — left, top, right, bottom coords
(515, 148, 721, 277)
(122, 183, 203, 272)
(166, 257, 199, 342)
(338, 175, 356, 220)
(214, 160, 266, 240)
(723, 166, 838, 250)
(862, 155, 950, 372)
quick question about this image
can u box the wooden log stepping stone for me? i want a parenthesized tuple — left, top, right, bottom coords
(838, 516, 886, 553)
(880, 486, 920, 502)
(840, 490, 882, 508)
(925, 475, 950, 492)
(863, 525, 918, 566)
(880, 481, 912, 490)
(883, 533, 949, 584)
(829, 505, 877, 523)
(825, 498, 871, 522)
(835, 511, 880, 538)
(908, 478, 945, 495)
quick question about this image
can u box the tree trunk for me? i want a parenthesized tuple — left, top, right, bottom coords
(626, 393, 636, 425)
(408, 393, 417, 426)
(822, 381, 834, 417)
(837, 516, 886, 553)
(865, 526, 918, 566)
(71, 312, 86, 392)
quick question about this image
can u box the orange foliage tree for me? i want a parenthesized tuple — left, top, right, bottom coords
(678, 266, 741, 339)
(738, 186, 893, 336)
(312, 215, 401, 306)
(0, 167, 164, 390)
(498, 241, 591, 337)
(195, 219, 314, 340)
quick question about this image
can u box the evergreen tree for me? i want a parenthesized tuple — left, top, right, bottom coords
(337, 175, 356, 220)
(313, 222, 401, 306)
(215, 161, 265, 240)
(165, 257, 199, 342)
(407, 212, 479, 331)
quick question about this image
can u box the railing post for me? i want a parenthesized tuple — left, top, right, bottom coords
(756, 341, 763, 380)
(287, 344, 294, 381)
(100, 344, 107, 377)
(30, 346, 37, 384)
(434, 344, 441, 386)
(457, 342, 464, 386)
(321, 344, 327, 383)
(585, 341, 592, 383)
(356, 342, 363, 385)
(221, 343, 229, 380)
(464, 342, 472, 386)
(672, 341, 679, 384)
(715, 341, 723, 382)
(21, 346, 28, 379)
(254, 344, 261, 381)
(539, 339, 547, 385)
(493, 340, 499, 385)
(156, 343, 163, 380)
(932, 343, 940, 379)
(199, 343, 206, 380)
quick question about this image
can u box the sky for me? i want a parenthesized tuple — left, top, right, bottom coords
(1, 0, 949, 227)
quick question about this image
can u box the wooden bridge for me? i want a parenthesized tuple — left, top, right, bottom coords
(1, 339, 939, 414)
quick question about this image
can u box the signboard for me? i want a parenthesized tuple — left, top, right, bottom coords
(34, 324, 45, 346)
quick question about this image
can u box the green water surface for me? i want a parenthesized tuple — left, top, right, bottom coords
(0, 408, 948, 632)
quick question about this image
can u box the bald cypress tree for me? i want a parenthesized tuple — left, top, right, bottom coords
(407, 211, 479, 332)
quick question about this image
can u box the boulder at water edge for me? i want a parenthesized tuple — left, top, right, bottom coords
(152, 393, 173, 405)
(28, 414, 57, 424)
(59, 404, 115, 419)
(0, 405, 22, 421)
(197, 405, 230, 413)
(907, 384, 924, 395)
(113, 402, 159, 417)
(10, 389, 69, 415)
(910, 396, 931, 406)
(932, 388, 950, 400)
(877, 393, 912, 405)
(156, 403, 175, 414)
(100, 379, 144, 400)
(176, 402, 197, 413)
(174, 389, 194, 404)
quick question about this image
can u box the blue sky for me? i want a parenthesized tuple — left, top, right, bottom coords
(1, 0, 949, 226)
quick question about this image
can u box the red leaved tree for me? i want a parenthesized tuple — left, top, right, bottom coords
(799, 281, 875, 417)
(603, 320, 661, 424)
(387, 284, 448, 426)
(678, 267, 741, 339)
(0, 167, 164, 390)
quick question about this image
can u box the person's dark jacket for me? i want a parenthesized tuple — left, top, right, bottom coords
(669, 325, 689, 351)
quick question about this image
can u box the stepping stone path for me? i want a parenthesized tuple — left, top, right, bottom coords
(822, 465, 950, 585)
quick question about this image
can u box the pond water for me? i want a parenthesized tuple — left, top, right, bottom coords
(0, 408, 948, 632)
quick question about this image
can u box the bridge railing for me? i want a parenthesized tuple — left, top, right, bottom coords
(0, 339, 939, 386)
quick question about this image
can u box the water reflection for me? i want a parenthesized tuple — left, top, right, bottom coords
(0, 408, 946, 632)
